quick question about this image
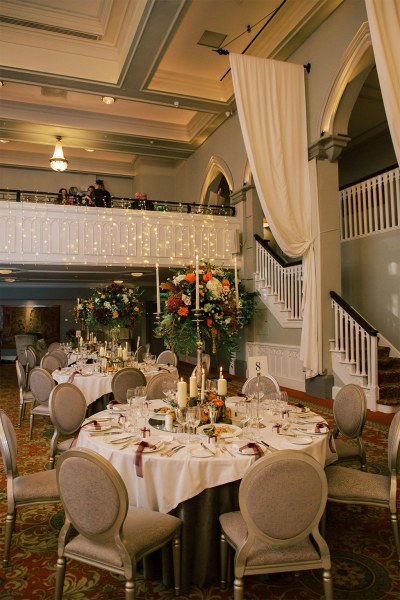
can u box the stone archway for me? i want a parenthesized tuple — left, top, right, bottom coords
(199, 155, 234, 205)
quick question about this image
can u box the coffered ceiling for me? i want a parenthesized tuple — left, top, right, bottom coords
(0, 0, 343, 175)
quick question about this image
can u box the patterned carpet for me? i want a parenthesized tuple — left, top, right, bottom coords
(0, 363, 399, 600)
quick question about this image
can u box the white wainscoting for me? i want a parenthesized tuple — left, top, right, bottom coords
(246, 342, 305, 392)
(0, 202, 240, 267)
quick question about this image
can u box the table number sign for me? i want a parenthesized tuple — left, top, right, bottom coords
(247, 356, 269, 378)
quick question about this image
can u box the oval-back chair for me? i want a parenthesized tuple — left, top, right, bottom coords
(111, 367, 147, 403)
(29, 367, 56, 439)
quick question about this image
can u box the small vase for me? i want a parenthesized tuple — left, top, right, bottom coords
(108, 326, 120, 349)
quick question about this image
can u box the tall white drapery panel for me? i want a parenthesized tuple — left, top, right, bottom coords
(365, 0, 400, 165)
(230, 53, 321, 377)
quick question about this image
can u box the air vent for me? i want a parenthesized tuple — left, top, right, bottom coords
(0, 15, 101, 40)
(197, 30, 227, 49)
(41, 87, 68, 98)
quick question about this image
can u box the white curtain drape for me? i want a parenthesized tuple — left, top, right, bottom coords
(365, 0, 400, 165)
(230, 53, 321, 377)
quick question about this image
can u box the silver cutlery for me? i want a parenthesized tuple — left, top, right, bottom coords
(260, 441, 278, 451)
(109, 435, 137, 444)
(162, 445, 184, 457)
(200, 442, 216, 456)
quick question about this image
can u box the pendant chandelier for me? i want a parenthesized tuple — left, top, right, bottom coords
(50, 136, 68, 172)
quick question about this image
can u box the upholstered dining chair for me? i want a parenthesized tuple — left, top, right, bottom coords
(48, 383, 87, 469)
(29, 367, 56, 439)
(49, 349, 68, 368)
(145, 372, 179, 400)
(325, 410, 400, 565)
(332, 384, 367, 470)
(40, 353, 63, 373)
(156, 350, 178, 367)
(15, 359, 35, 427)
(48, 341, 61, 352)
(111, 367, 146, 403)
(55, 448, 182, 600)
(25, 344, 38, 377)
(219, 451, 333, 600)
(0, 410, 60, 567)
(242, 374, 280, 396)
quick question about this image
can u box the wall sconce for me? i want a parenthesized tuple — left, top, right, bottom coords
(50, 136, 68, 172)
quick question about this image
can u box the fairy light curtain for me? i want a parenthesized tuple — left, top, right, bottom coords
(229, 53, 321, 378)
(365, 0, 400, 165)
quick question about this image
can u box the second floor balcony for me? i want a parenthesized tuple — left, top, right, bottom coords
(0, 191, 240, 269)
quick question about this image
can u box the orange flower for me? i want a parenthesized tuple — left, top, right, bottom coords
(101, 294, 106, 299)
(112, 310, 119, 318)
(211, 328, 218, 336)
(206, 317, 213, 327)
(178, 306, 189, 316)
(222, 279, 230, 288)
(203, 271, 212, 282)
(185, 273, 196, 283)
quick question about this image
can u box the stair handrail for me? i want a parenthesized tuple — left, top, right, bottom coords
(254, 234, 303, 321)
(330, 290, 379, 393)
(330, 291, 378, 336)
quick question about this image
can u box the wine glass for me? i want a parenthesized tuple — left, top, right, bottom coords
(186, 405, 201, 442)
(143, 352, 152, 370)
(175, 407, 187, 442)
(237, 400, 251, 436)
(162, 380, 177, 404)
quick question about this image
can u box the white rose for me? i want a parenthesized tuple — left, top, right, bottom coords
(206, 277, 223, 299)
(173, 274, 186, 284)
(104, 301, 111, 309)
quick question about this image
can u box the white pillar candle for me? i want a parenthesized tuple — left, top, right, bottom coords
(93, 336, 97, 344)
(195, 255, 200, 310)
(200, 368, 205, 401)
(218, 377, 227, 396)
(137, 336, 140, 350)
(99, 346, 105, 357)
(177, 378, 187, 408)
(122, 347, 128, 361)
(79, 336, 83, 346)
(156, 263, 161, 314)
(189, 375, 198, 398)
(234, 257, 239, 308)
(118, 345, 123, 358)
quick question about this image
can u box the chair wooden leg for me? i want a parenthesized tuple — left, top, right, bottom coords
(233, 576, 244, 600)
(322, 568, 333, 600)
(172, 531, 181, 596)
(3, 512, 14, 567)
(220, 532, 228, 587)
(125, 579, 135, 600)
(55, 556, 66, 600)
(29, 414, 34, 440)
(390, 511, 400, 565)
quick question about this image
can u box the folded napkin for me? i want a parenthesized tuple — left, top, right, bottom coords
(231, 442, 263, 459)
(134, 440, 156, 477)
(67, 370, 80, 383)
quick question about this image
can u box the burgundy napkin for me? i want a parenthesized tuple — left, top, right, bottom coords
(134, 441, 155, 477)
(314, 422, 335, 452)
(239, 442, 263, 460)
(67, 371, 80, 383)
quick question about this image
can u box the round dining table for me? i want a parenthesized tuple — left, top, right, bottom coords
(52, 364, 178, 407)
(76, 399, 337, 592)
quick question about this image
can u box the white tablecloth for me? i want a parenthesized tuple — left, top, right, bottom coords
(77, 402, 337, 513)
(52, 365, 178, 406)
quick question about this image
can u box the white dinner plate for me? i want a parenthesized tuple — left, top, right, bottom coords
(82, 422, 112, 432)
(197, 424, 242, 439)
(230, 442, 265, 455)
(292, 414, 323, 423)
(190, 445, 215, 458)
(134, 438, 164, 453)
(293, 427, 329, 435)
(150, 407, 170, 418)
(285, 435, 313, 445)
(107, 404, 128, 413)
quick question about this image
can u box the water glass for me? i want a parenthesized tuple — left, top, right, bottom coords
(186, 405, 201, 442)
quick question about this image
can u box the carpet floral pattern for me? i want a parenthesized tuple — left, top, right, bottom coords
(0, 364, 399, 599)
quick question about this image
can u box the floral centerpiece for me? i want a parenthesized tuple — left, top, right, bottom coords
(75, 282, 143, 339)
(155, 261, 258, 363)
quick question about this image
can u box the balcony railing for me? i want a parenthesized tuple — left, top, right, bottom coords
(340, 167, 399, 241)
(0, 189, 235, 217)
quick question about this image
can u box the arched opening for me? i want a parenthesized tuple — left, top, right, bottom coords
(199, 155, 233, 205)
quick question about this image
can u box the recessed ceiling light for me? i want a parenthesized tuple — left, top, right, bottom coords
(114, 279, 123, 284)
(0, 81, 4, 87)
(0, 139, 10, 144)
(102, 96, 115, 105)
(85, 148, 95, 152)
(4, 278, 15, 282)
(0, 269, 13, 274)
(130, 272, 143, 277)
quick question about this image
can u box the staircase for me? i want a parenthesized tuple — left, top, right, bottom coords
(378, 346, 400, 408)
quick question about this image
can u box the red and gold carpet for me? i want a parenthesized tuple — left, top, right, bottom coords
(0, 363, 399, 599)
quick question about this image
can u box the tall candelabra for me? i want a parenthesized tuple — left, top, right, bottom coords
(192, 308, 204, 388)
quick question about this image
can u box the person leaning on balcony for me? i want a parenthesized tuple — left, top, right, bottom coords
(131, 191, 154, 210)
(93, 179, 112, 208)
(57, 188, 68, 204)
(81, 185, 95, 206)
